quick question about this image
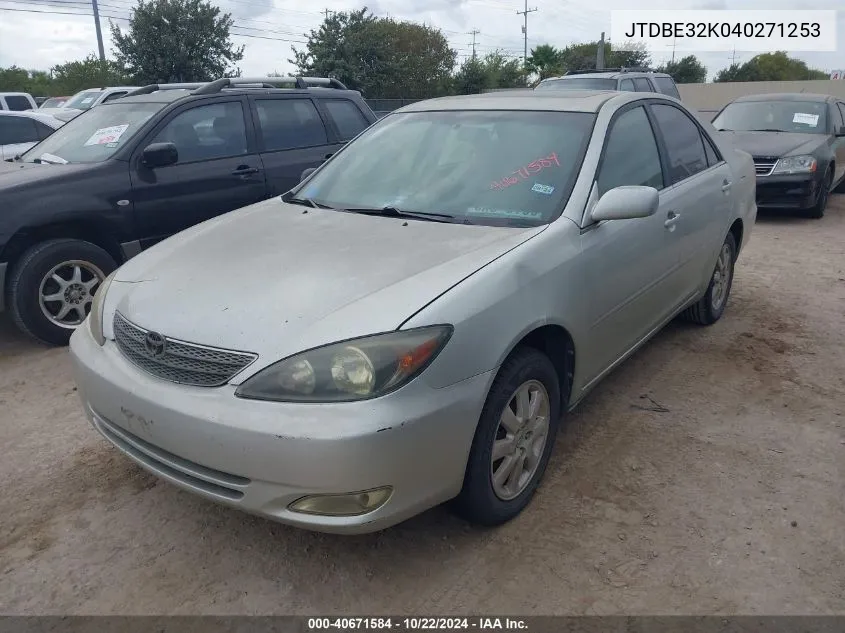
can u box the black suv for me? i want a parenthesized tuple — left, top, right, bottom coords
(0, 76, 378, 345)
(535, 68, 681, 100)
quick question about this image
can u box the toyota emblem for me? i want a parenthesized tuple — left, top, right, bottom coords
(144, 331, 167, 358)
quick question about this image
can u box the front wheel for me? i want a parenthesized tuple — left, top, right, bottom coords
(6, 239, 117, 346)
(680, 232, 736, 326)
(806, 169, 831, 219)
(453, 347, 561, 526)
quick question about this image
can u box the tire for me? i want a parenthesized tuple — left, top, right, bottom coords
(6, 239, 117, 346)
(806, 169, 831, 219)
(453, 347, 562, 527)
(680, 231, 736, 326)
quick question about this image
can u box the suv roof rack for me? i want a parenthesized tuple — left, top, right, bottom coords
(565, 67, 655, 75)
(124, 83, 205, 97)
(192, 76, 348, 95)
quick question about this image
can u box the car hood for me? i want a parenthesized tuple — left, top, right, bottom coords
(0, 161, 93, 188)
(718, 130, 826, 158)
(108, 199, 545, 366)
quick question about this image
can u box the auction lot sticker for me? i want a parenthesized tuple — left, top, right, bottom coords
(84, 124, 130, 147)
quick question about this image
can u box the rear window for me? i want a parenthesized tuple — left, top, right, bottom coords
(64, 91, 102, 110)
(536, 78, 617, 90)
(4, 95, 33, 111)
(653, 76, 680, 98)
(322, 99, 370, 141)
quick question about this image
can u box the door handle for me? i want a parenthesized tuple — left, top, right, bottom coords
(721, 179, 732, 192)
(664, 210, 681, 229)
(232, 166, 260, 176)
(322, 153, 334, 162)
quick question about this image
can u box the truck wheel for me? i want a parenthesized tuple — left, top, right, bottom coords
(7, 239, 117, 346)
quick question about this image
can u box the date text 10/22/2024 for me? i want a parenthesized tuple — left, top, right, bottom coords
(307, 618, 530, 631)
(490, 153, 561, 192)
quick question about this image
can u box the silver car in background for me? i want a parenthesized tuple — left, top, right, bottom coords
(69, 89, 756, 534)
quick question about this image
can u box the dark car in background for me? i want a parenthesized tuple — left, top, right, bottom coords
(712, 93, 845, 218)
(0, 76, 378, 345)
(535, 68, 681, 100)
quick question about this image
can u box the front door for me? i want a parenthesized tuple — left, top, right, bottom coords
(130, 97, 268, 247)
(579, 104, 683, 384)
(249, 95, 342, 197)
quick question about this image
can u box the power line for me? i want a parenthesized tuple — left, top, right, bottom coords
(468, 29, 480, 59)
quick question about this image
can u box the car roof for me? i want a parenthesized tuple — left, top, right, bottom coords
(0, 92, 34, 97)
(0, 110, 63, 125)
(732, 92, 834, 103)
(545, 71, 671, 80)
(399, 89, 624, 113)
(116, 86, 359, 105)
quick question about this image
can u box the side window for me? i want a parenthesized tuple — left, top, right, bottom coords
(653, 77, 681, 99)
(322, 99, 370, 141)
(633, 78, 654, 92)
(619, 79, 635, 91)
(0, 116, 38, 144)
(33, 120, 56, 140)
(255, 98, 327, 151)
(703, 134, 721, 166)
(834, 103, 845, 130)
(650, 104, 709, 183)
(5, 96, 33, 111)
(151, 101, 248, 164)
(102, 91, 128, 103)
(597, 106, 664, 197)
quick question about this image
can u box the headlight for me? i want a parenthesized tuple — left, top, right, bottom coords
(88, 270, 117, 346)
(235, 325, 453, 403)
(772, 155, 817, 175)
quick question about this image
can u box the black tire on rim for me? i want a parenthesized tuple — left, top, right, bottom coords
(806, 169, 831, 219)
(453, 346, 561, 526)
(6, 239, 118, 346)
(680, 231, 737, 326)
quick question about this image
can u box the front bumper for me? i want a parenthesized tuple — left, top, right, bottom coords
(0, 262, 6, 312)
(69, 324, 491, 534)
(756, 173, 822, 210)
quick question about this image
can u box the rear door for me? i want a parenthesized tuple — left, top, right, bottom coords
(0, 115, 40, 159)
(317, 98, 373, 143)
(648, 101, 733, 298)
(130, 97, 268, 246)
(249, 95, 339, 197)
(633, 77, 655, 93)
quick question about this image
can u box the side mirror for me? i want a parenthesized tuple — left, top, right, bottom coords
(300, 167, 317, 182)
(141, 142, 178, 168)
(591, 185, 659, 222)
(836, 125, 845, 137)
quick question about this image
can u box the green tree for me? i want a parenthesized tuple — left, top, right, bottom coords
(291, 8, 455, 99)
(51, 55, 130, 94)
(453, 57, 489, 94)
(557, 41, 651, 74)
(479, 51, 525, 88)
(714, 52, 827, 82)
(657, 55, 707, 84)
(110, 0, 244, 83)
(526, 44, 562, 80)
(0, 66, 31, 92)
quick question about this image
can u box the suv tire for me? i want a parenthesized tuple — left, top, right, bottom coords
(7, 239, 117, 346)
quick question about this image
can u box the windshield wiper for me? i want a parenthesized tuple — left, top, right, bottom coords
(716, 128, 732, 132)
(286, 197, 331, 209)
(748, 128, 786, 133)
(34, 153, 68, 165)
(341, 206, 457, 223)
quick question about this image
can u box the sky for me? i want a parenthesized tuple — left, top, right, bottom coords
(0, 0, 842, 83)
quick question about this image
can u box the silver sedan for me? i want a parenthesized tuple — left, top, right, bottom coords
(69, 89, 756, 534)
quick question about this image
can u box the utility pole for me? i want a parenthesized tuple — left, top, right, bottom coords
(468, 29, 480, 60)
(517, 0, 537, 72)
(671, 35, 676, 64)
(596, 31, 605, 69)
(323, 8, 334, 20)
(91, 0, 105, 61)
(730, 47, 737, 65)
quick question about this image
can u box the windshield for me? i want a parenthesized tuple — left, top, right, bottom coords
(41, 98, 67, 109)
(713, 100, 829, 134)
(64, 91, 103, 111)
(294, 110, 595, 227)
(536, 78, 617, 90)
(21, 102, 163, 164)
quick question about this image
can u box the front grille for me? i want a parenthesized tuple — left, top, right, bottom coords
(113, 312, 258, 387)
(753, 157, 778, 176)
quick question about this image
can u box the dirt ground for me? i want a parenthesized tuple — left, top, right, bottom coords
(1, 198, 844, 615)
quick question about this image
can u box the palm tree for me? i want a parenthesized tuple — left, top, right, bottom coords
(526, 44, 562, 80)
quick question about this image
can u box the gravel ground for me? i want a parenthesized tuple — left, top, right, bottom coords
(1, 197, 844, 615)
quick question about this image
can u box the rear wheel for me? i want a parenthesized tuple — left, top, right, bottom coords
(453, 347, 561, 526)
(7, 239, 117, 346)
(680, 232, 736, 326)
(806, 169, 831, 219)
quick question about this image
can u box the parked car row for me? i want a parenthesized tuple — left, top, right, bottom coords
(50, 80, 756, 534)
(2, 73, 840, 535)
